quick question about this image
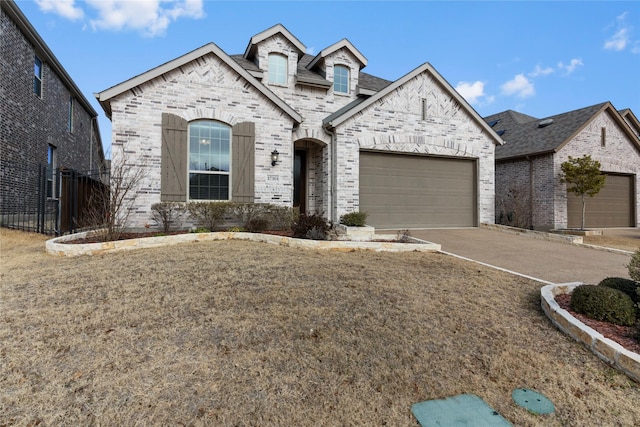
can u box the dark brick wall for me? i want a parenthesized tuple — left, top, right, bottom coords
(1, 8, 101, 214)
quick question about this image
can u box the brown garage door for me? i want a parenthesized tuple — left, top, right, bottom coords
(567, 173, 635, 228)
(359, 151, 477, 228)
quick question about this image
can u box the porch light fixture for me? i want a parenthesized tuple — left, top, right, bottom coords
(271, 149, 279, 166)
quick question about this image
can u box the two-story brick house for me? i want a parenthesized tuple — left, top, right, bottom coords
(1, 0, 106, 228)
(486, 102, 640, 230)
(96, 24, 502, 230)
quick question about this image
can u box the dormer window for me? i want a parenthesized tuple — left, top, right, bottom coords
(268, 53, 287, 85)
(334, 65, 349, 94)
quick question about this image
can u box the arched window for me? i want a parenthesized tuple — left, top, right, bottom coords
(334, 65, 349, 94)
(268, 53, 287, 85)
(188, 120, 231, 200)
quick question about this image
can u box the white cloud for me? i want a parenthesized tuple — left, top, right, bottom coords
(528, 64, 554, 77)
(605, 28, 630, 51)
(36, 0, 84, 20)
(455, 81, 486, 104)
(86, 0, 204, 37)
(557, 58, 584, 74)
(36, 0, 204, 37)
(500, 74, 534, 98)
(604, 12, 639, 53)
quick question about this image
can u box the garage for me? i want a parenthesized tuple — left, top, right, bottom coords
(359, 151, 477, 229)
(567, 173, 635, 228)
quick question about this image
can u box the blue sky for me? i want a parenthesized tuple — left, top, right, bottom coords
(17, 0, 640, 156)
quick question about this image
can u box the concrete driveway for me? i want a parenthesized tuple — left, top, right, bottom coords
(392, 228, 636, 285)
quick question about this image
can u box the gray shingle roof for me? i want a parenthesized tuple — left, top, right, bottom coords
(485, 102, 609, 160)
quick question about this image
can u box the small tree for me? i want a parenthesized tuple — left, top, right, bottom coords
(85, 144, 148, 241)
(560, 155, 606, 230)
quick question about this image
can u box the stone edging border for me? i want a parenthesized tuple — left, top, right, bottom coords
(541, 283, 640, 383)
(46, 231, 441, 257)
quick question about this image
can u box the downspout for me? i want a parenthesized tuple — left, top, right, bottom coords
(527, 155, 534, 229)
(90, 117, 94, 170)
(323, 123, 337, 223)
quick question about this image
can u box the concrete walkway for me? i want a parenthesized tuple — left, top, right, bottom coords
(392, 228, 635, 285)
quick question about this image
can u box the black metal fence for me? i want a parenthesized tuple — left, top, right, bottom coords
(1, 161, 109, 235)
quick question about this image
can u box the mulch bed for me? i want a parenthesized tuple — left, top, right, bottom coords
(555, 293, 640, 354)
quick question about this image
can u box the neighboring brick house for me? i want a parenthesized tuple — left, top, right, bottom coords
(96, 24, 502, 230)
(486, 102, 640, 230)
(1, 1, 106, 219)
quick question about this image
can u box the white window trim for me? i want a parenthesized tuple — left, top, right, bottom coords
(47, 144, 58, 199)
(333, 64, 350, 95)
(68, 96, 74, 133)
(186, 120, 233, 202)
(268, 53, 288, 86)
(34, 55, 43, 98)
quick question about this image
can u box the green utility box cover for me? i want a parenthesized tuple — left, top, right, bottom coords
(412, 393, 512, 426)
(511, 388, 555, 414)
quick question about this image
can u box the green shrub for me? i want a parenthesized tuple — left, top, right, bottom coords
(266, 205, 299, 231)
(598, 277, 640, 306)
(570, 285, 636, 326)
(247, 217, 270, 232)
(340, 211, 368, 227)
(293, 213, 331, 240)
(628, 248, 640, 282)
(191, 227, 210, 233)
(232, 203, 268, 230)
(187, 201, 233, 231)
(150, 202, 185, 233)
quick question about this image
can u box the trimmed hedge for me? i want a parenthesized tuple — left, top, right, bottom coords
(570, 285, 636, 326)
(598, 277, 640, 306)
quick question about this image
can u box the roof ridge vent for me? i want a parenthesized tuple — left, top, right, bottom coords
(538, 118, 554, 128)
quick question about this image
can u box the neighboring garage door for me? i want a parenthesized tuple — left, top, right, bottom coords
(567, 173, 635, 228)
(359, 151, 477, 228)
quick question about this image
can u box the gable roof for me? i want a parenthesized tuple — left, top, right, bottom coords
(619, 108, 640, 139)
(307, 38, 368, 70)
(322, 61, 503, 146)
(243, 23, 306, 61)
(95, 42, 302, 124)
(486, 102, 640, 160)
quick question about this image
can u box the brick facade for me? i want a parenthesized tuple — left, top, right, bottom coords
(496, 108, 640, 230)
(554, 111, 640, 228)
(100, 26, 498, 229)
(1, 3, 104, 215)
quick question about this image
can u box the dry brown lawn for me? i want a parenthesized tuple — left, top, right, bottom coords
(583, 234, 640, 252)
(1, 228, 639, 426)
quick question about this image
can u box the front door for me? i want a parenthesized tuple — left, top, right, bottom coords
(293, 150, 307, 214)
